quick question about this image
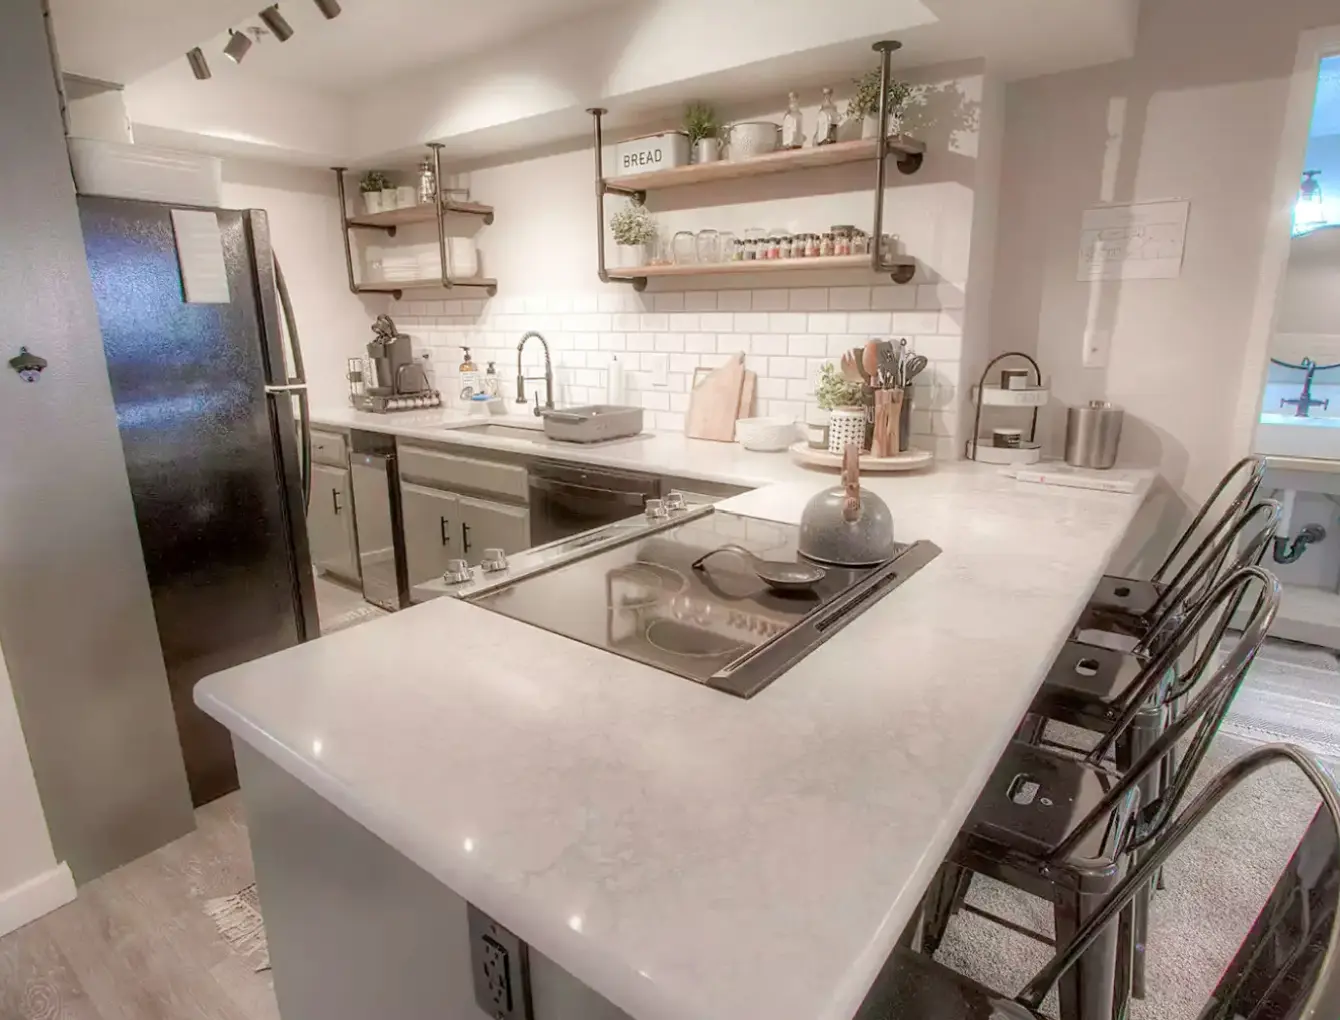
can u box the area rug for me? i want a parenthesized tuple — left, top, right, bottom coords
(204, 884, 270, 972)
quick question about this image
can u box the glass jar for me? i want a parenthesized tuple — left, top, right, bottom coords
(778, 234, 795, 259)
(820, 232, 835, 257)
(803, 233, 820, 259)
(740, 237, 757, 261)
(720, 231, 739, 261)
(695, 229, 721, 264)
(852, 230, 870, 256)
(833, 225, 854, 257)
(672, 231, 697, 265)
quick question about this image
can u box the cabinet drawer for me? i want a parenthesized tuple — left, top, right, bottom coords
(311, 429, 348, 467)
(398, 443, 527, 501)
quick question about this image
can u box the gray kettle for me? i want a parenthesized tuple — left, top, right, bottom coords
(798, 445, 897, 566)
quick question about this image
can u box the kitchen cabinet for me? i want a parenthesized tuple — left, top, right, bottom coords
(309, 462, 359, 581)
(457, 494, 530, 566)
(401, 482, 460, 589)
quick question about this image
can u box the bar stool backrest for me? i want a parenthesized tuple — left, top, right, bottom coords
(1151, 456, 1267, 586)
(1015, 743, 1340, 1019)
(1049, 566, 1280, 863)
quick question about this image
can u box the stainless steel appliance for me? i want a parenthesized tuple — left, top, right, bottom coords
(1064, 401, 1125, 469)
(435, 504, 940, 698)
(356, 313, 442, 413)
(528, 459, 661, 545)
(349, 432, 410, 611)
(79, 195, 319, 806)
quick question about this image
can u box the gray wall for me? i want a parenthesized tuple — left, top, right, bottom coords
(0, 0, 194, 882)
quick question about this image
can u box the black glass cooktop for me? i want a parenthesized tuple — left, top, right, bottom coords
(468, 510, 940, 698)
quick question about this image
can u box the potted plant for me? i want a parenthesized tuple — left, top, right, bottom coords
(846, 71, 914, 139)
(610, 201, 656, 268)
(359, 171, 390, 214)
(684, 102, 720, 164)
(815, 361, 867, 453)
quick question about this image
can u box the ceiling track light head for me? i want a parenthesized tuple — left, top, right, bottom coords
(258, 5, 294, 41)
(223, 28, 254, 64)
(312, 0, 341, 18)
(186, 47, 211, 80)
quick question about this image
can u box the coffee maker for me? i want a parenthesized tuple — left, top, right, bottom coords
(353, 314, 441, 412)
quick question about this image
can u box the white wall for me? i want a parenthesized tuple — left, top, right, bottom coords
(360, 65, 993, 459)
(989, 0, 1340, 504)
(1275, 220, 1340, 334)
(220, 160, 388, 407)
(0, 640, 75, 936)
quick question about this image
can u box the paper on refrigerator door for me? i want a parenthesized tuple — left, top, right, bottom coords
(170, 209, 231, 303)
(1077, 200, 1189, 281)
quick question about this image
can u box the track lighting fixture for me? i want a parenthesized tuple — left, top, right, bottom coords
(258, 5, 295, 41)
(223, 29, 253, 63)
(311, 0, 341, 18)
(186, 47, 211, 80)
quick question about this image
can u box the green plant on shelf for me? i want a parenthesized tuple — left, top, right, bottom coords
(816, 362, 864, 410)
(610, 201, 656, 246)
(359, 170, 390, 194)
(683, 101, 719, 144)
(846, 70, 914, 122)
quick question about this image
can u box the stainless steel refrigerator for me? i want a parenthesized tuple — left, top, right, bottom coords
(78, 196, 319, 807)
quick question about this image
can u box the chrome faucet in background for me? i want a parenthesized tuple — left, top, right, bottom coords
(516, 331, 554, 416)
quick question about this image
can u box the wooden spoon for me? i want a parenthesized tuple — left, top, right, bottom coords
(862, 341, 881, 384)
(839, 350, 864, 385)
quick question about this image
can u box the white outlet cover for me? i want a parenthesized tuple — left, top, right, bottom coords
(649, 352, 670, 387)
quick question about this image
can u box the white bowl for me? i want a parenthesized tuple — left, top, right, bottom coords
(735, 417, 798, 451)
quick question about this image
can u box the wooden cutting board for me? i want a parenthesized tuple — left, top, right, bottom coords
(736, 370, 757, 426)
(685, 353, 745, 441)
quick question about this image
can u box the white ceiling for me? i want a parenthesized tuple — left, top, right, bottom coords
(1311, 55, 1340, 139)
(230, 0, 629, 93)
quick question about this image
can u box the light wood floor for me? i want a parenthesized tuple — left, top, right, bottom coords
(0, 794, 278, 1020)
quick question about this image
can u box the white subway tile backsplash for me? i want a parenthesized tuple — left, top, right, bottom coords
(654, 333, 685, 353)
(871, 286, 918, 310)
(627, 334, 653, 352)
(640, 313, 669, 331)
(670, 353, 700, 374)
(829, 287, 871, 310)
(599, 333, 627, 351)
(717, 290, 752, 311)
(757, 376, 787, 399)
(669, 313, 701, 332)
(752, 289, 790, 311)
(776, 334, 818, 358)
(720, 335, 750, 354)
(734, 312, 769, 332)
(642, 391, 670, 410)
(938, 309, 965, 335)
(766, 400, 803, 419)
(597, 293, 626, 312)
(685, 334, 716, 353)
(684, 291, 718, 311)
(573, 295, 600, 313)
(666, 373, 689, 393)
(808, 312, 848, 333)
(652, 293, 685, 312)
(848, 312, 893, 334)
(670, 393, 690, 412)
(461, 300, 485, 316)
(699, 352, 731, 369)
(789, 288, 828, 311)
(767, 312, 807, 333)
(700, 312, 734, 331)
(751, 334, 788, 356)
(786, 378, 813, 400)
(888, 312, 941, 334)
(770, 356, 807, 379)
(613, 313, 641, 331)
(912, 334, 961, 361)
(657, 411, 687, 432)
(574, 333, 600, 350)
(827, 335, 856, 357)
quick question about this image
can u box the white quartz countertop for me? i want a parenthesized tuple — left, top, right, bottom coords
(197, 458, 1151, 1020)
(311, 405, 824, 488)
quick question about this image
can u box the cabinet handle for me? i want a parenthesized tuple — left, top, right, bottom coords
(461, 521, 472, 554)
(440, 516, 450, 546)
(332, 489, 342, 515)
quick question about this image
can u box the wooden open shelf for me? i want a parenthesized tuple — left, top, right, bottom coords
(603, 137, 926, 192)
(604, 254, 916, 284)
(357, 277, 498, 298)
(347, 199, 494, 230)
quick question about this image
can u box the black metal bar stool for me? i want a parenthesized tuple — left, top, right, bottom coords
(1077, 456, 1265, 650)
(919, 566, 1280, 1020)
(855, 743, 1340, 1020)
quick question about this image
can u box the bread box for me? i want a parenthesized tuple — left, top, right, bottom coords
(614, 131, 690, 176)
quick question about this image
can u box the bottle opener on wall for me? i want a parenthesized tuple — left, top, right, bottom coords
(9, 347, 47, 382)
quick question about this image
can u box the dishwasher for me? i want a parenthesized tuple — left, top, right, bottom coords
(349, 431, 409, 611)
(527, 460, 661, 546)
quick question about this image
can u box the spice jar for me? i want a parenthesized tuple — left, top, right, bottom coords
(833, 225, 853, 257)
(760, 236, 777, 260)
(803, 233, 820, 259)
(740, 237, 757, 261)
(820, 232, 835, 257)
(778, 234, 795, 259)
(852, 229, 870, 256)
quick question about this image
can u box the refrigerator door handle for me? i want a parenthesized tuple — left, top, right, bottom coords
(265, 383, 309, 394)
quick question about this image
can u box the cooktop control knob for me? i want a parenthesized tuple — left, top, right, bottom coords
(442, 559, 472, 585)
(664, 491, 687, 512)
(480, 548, 508, 573)
(645, 498, 668, 520)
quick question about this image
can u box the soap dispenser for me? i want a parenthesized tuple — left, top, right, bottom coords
(483, 361, 500, 397)
(458, 346, 481, 401)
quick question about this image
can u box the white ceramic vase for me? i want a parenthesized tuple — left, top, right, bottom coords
(363, 191, 383, 214)
(380, 187, 398, 211)
(827, 407, 867, 454)
(616, 243, 648, 268)
(695, 138, 721, 164)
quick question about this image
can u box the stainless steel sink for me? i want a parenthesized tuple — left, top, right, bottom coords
(452, 423, 548, 441)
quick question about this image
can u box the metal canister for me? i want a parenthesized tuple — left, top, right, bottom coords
(1064, 401, 1124, 469)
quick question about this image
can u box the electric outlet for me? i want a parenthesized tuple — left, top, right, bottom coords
(468, 904, 533, 1020)
(1082, 328, 1111, 369)
(649, 352, 670, 387)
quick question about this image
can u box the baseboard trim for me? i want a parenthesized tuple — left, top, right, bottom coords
(0, 863, 76, 937)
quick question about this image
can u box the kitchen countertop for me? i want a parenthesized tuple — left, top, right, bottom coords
(311, 405, 825, 487)
(196, 455, 1153, 1020)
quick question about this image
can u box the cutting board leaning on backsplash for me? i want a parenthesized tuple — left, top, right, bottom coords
(685, 352, 746, 442)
